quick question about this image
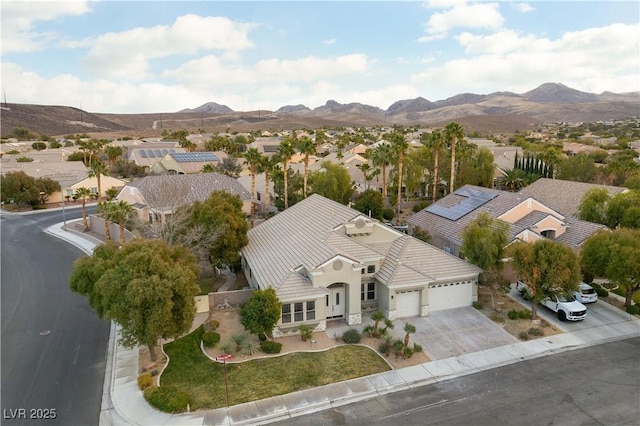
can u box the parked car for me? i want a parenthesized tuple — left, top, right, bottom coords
(574, 282, 598, 304)
(516, 280, 587, 321)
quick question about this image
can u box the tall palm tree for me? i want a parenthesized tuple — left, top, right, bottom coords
(372, 142, 393, 201)
(109, 200, 136, 246)
(423, 130, 444, 202)
(387, 131, 408, 223)
(243, 147, 262, 227)
(104, 145, 123, 167)
(359, 163, 372, 190)
(276, 137, 296, 209)
(296, 137, 316, 198)
(74, 187, 92, 231)
(258, 155, 277, 219)
(445, 122, 465, 194)
(97, 201, 113, 241)
(88, 160, 108, 203)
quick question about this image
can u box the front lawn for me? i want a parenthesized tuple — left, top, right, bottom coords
(158, 326, 391, 411)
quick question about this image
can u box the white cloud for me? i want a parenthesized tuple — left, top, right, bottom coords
(323, 38, 337, 45)
(78, 15, 256, 79)
(422, 2, 504, 37)
(1, 0, 91, 53)
(412, 23, 640, 98)
(512, 2, 534, 13)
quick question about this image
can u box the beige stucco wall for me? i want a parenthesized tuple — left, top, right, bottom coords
(531, 215, 566, 238)
(498, 198, 560, 223)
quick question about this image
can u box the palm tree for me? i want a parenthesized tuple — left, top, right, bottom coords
(109, 200, 136, 246)
(74, 187, 92, 231)
(297, 137, 316, 198)
(243, 147, 262, 227)
(403, 322, 416, 357)
(371, 310, 386, 338)
(372, 142, 393, 201)
(276, 137, 296, 209)
(387, 131, 408, 223)
(88, 160, 108, 203)
(201, 163, 215, 173)
(104, 145, 123, 167)
(423, 130, 444, 202)
(444, 122, 465, 194)
(500, 168, 526, 191)
(258, 155, 277, 219)
(359, 163, 372, 190)
(96, 201, 113, 241)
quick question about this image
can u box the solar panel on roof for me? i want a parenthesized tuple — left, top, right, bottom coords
(140, 150, 147, 158)
(148, 150, 156, 158)
(154, 149, 162, 157)
(161, 149, 169, 155)
(426, 188, 498, 220)
(172, 152, 219, 163)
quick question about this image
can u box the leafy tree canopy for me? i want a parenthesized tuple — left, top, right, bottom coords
(69, 240, 201, 360)
(353, 189, 383, 220)
(240, 288, 282, 339)
(309, 161, 353, 205)
(581, 229, 640, 307)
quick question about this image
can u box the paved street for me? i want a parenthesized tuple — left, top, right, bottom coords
(1, 208, 110, 425)
(276, 337, 640, 425)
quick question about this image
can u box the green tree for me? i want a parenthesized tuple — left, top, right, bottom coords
(297, 136, 316, 198)
(498, 168, 526, 192)
(606, 190, 640, 229)
(239, 288, 282, 340)
(201, 164, 215, 173)
(69, 239, 200, 361)
(214, 156, 241, 177)
(423, 130, 445, 202)
(353, 189, 383, 220)
(97, 201, 113, 241)
(309, 161, 353, 205)
(184, 191, 249, 269)
(88, 160, 108, 203)
(277, 137, 296, 209)
(34, 176, 60, 205)
(105, 187, 120, 201)
(109, 200, 136, 246)
(104, 145, 124, 167)
(243, 147, 263, 227)
(460, 212, 511, 308)
(581, 229, 640, 307)
(370, 310, 386, 338)
(557, 153, 597, 183)
(444, 122, 465, 193)
(372, 142, 393, 201)
(403, 323, 416, 356)
(75, 187, 93, 231)
(578, 188, 610, 225)
(386, 131, 408, 222)
(507, 239, 581, 320)
(0, 171, 58, 208)
(258, 155, 278, 218)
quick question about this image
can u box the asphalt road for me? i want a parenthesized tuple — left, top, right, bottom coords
(1, 207, 110, 425)
(277, 337, 640, 426)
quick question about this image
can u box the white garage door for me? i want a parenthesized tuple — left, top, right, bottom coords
(396, 290, 421, 318)
(428, 282, 473, 312)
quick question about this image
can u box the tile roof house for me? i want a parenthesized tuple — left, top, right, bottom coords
(241, 194, 481, 336)
(518, 178, 628, 218)
(150, 152, 221, 174)
(128, 147, 186, 169)
(116, 173, 251, 224)
(407, 185, 606, 257)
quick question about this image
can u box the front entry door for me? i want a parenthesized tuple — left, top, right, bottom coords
(326, 286, 345, 318)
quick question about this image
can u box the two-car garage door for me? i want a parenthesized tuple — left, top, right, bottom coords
(428, 281, 473, 312)
(395, 282, 474, 318)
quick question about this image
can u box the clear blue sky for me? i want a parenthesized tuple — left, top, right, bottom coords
(2, 1, 638, 113)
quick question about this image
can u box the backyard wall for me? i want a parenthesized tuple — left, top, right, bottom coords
(209, 289, 252, 311)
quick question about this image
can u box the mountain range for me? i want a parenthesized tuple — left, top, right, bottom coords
(2, 83, 638, 138)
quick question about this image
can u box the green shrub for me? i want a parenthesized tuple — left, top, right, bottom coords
(7, 149, 19, 154)
(413, 343, 423, 353)
(299, 324, 313, 341)
(32, 205, 47, 210)
(472, 301, 483, 310)
(507, 309, 519, 320)
(378, 337, 393, 357)
(137, 373, 154, 390)
(490, 314, 503, 323)
(243, 342, 258, 356)
(518, 310, 531, 320)
(204, 319, 220, 331)
(412, 201, 429, 213)
(342, 328, 361, 344)
(595, 288, 609, 297)
(528, 327, 544, 337)
(16, 156, 33, 162)
(257, 332, 267, 342)
(382, 208, 394, 221)
(590, 282, 601, 290)
(201, 331, 220, 348)
(403, 346, 415, 359)
(31, 142, 47, 151)
(144, 385, 189, 413)
(626, 305, 640, 315)
(259, 340, 282, 354)
(518, 331, 530, 341)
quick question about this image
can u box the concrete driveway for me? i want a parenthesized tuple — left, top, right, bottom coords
(387, 307, 519, 360)
(508, 285, 635, 332)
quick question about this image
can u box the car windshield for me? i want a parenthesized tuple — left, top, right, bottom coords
(581, 288, 595, 294)
(557, 294, 576, 303)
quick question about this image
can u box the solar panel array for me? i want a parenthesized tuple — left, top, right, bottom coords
(138, 148, 174, 159)
(172, 152, 219, 163)
(425, 187, 498, 221)
(263, 145, 280, 153)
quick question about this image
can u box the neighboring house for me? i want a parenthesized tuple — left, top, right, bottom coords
(518, 178, 628, 218)
(407, 185, 606, 257)
(150, 152, 221, 174)
(66, 175, 127, 200)
(128, 147, 185, 170)
(241, 194, 482, 336)
(116, 173, 251, 224)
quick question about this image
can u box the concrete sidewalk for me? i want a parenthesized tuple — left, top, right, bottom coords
(46, 221, 640, 426)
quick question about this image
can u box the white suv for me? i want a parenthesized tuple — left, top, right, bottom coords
(574, 283, 598, 304)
